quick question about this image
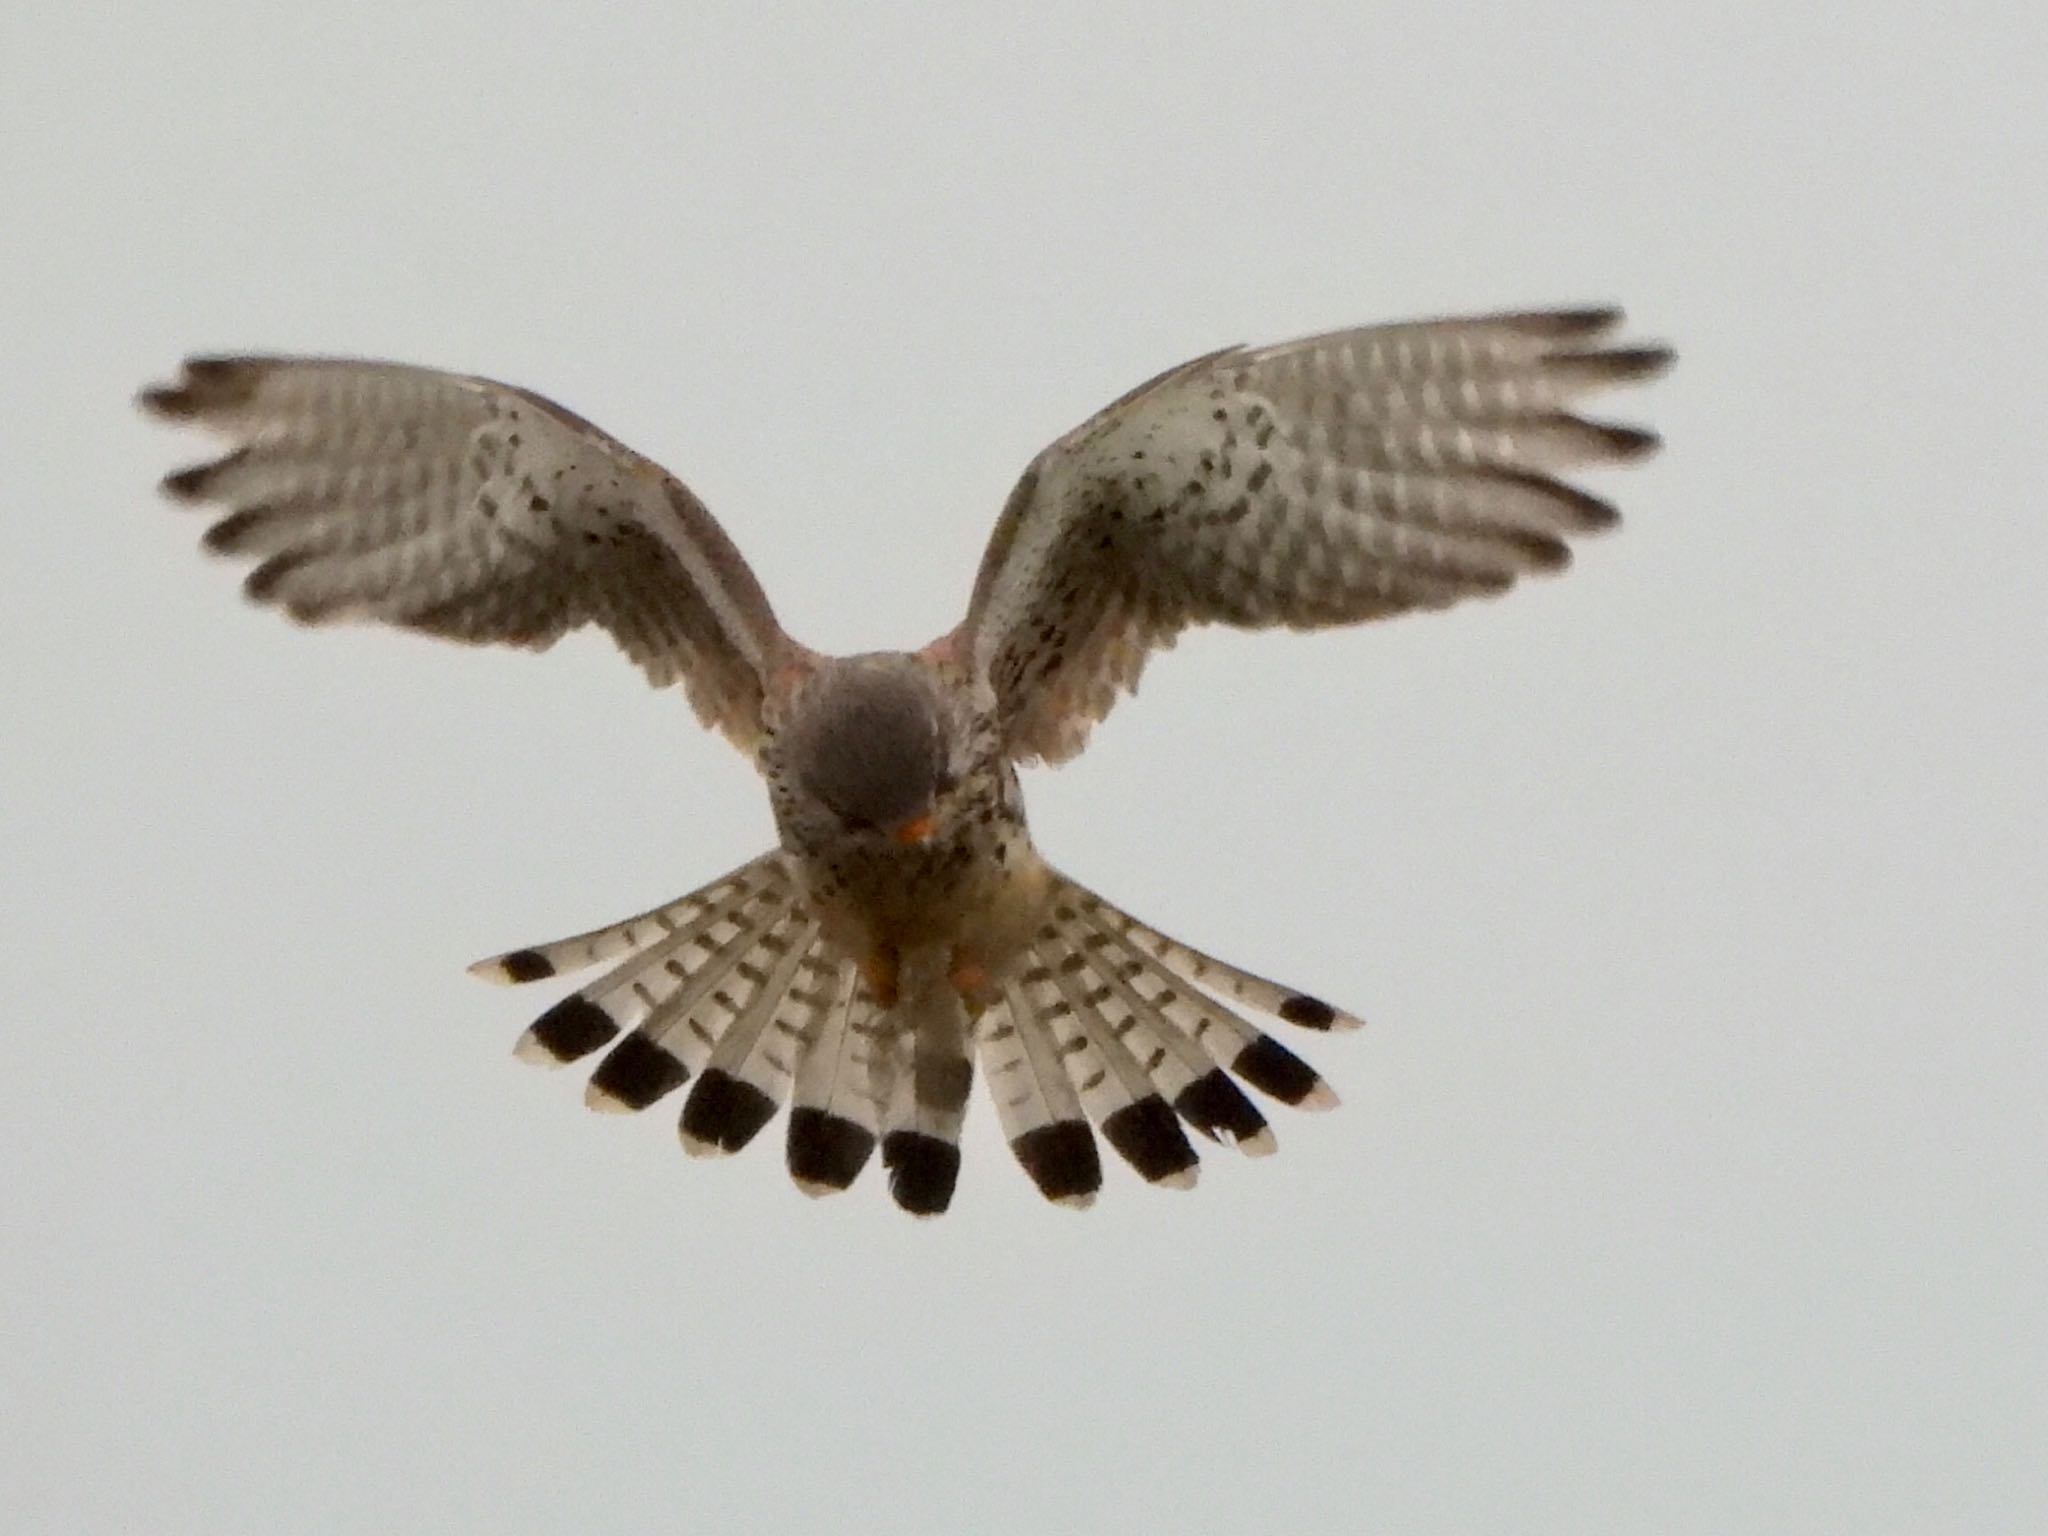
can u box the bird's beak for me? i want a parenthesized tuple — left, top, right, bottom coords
(892, 812, 937, 846)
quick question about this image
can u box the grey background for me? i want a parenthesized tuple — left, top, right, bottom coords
(4, 4, 2041, 1531)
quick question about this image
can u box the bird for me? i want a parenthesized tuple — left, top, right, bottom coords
(141, 305, 1672, 1216)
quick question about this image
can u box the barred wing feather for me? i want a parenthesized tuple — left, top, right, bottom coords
(141, 356, 793, 752)
(956, 307, 1672, 763)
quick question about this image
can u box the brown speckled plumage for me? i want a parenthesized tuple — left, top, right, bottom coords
(143, 305, 1671, 1215)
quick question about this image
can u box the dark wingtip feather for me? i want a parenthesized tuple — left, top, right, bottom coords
(680, 1068, 778, 1155)
(1624, 343, 1677, 378)
(136, 384, 190, 418)
(1488, 469, 1623, 534)
(1555, 345, 1677, 389)
(1589, 421, 1663, 461)
(137, 357, 262, 420)
(1508, 529, 1574, 572)
(202, 508, 277, 555)
(243, 551, 306, 603)
(161, 461, 215, 500)
(788, 1107, 876, 1195)
(882, 1131, 962, 1216)
(160, 447, 251, 503)
(1521, 305, 1625, 339)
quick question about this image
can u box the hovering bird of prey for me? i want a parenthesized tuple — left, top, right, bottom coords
(143, 306, 1670, 1215)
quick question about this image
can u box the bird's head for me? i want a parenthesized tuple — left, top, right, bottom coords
(767, 654, 974, 849)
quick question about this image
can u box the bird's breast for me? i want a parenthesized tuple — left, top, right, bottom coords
(792, 813, 1051, 1003)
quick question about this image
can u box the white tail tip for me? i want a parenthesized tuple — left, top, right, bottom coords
(512, 1033, 567, 1068)
(583, 1083, 636, 1114)
(1238, 1128, 1279, 1158)
(1299, 1081, 1340, 1112)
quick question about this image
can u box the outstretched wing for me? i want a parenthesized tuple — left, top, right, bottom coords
(952, 307, 1673, 764)
(141, 356, 795, 753)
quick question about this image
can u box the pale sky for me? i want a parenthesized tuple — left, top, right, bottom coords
(3, 4, 2042, 1532)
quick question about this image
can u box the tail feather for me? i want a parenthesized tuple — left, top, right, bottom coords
(1006, 949, 1199, 1194)
(1036, 924, 1208, 1178)
(680, 921, 825, 1157)
(1063, 885, 1365, 1033)
(982, 984, 1101, 1207)
(1044, 915, 1271, 1151)
(468, 854, 1360, 1214)
(1058, 884, 1339, 1113)
(582, 900, 799, 1113)
(470, 852, 790, 986)
(879, 992, 974, 1216)
(503, 864, 795, 1068)
(1038, 938, 1199, 1188)
(787, 964, 882, 1197)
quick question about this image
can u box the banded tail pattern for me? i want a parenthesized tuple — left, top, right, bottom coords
(472, 858, 1357, 1215)
(974, 871, 1356, 1207)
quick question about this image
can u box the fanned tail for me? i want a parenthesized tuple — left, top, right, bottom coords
(1066, 889, 1366, 1035)
(468, 855, 1360, 1214)
(978, 869, 1355, 1206)
(474, 854, 844, 1193)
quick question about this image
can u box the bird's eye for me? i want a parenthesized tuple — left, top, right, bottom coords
(934, 769, 959, 797)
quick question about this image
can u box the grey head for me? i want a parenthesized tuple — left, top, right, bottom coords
(778, 655, 954, 838)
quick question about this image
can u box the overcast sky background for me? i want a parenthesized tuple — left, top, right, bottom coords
(3, 4, 2042, 1532)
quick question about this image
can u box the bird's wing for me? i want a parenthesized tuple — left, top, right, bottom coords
(949, 307, 1672, 764)
(142, 356, 795, 754)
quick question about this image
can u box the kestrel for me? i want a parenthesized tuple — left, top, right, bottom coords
(142, 306, 1671, 1215)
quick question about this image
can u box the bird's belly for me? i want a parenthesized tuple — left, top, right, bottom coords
(795, 823, 1051, 996)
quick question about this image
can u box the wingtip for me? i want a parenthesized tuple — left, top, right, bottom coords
(1565, 343, 1677, 387)
(1614, 343, 1678, 381)
(1539, 304, 1628, 338)
(136, 357, 260, 421)
(1588, 422, 1664, 465)
(136, 380, 197, 420)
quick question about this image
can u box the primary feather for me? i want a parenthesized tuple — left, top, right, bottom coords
(957, 307, 1671, 763)
(143, 356, 793, 751)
